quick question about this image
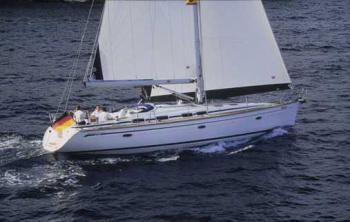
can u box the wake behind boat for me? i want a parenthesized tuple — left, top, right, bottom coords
(43, 0, 303, 155)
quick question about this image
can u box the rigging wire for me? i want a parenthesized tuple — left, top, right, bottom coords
(151, 2, 157, 80)
(84, 2, 104, 82)
(128, 3, 137, 78)
(54, 0, 96, 119)
(63, 0, 96, 112)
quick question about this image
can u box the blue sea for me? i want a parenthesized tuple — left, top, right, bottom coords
(0, 0, 350, 221)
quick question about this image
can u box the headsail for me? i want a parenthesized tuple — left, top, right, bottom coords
(200, 0, 291, 97)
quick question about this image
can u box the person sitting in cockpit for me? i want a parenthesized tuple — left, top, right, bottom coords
(90, 105, 112, 123)
(73, 105, 86, 125)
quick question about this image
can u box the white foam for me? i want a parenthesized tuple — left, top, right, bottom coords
(99, 158, 124, 165)
(221, 138, 252, 149)
(0, 163, 85, 188)
(0, 134, 46, 168)
(0, 136, 21, 150)
(227, 144, 255, 155)
(157, 155, 180, 162)
(0, 134, 42, 151)
(3, 169, 24, 186)
(263, 128, 289, 139)
(191, 128, 289, 155)
(192, 137, 252, 154)
(192, 141, 226, 154)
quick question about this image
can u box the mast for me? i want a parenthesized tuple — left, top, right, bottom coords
(186, 0, 205, 104)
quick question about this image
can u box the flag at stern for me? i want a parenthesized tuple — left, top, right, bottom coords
(52, 113, 74, 132)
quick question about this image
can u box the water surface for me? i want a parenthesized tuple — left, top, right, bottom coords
(0, 1, 350, 221)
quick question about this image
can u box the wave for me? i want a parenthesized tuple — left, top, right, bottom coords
(262, 127, 289, 140)
(192, 127, 290, 155)
(0, 134, 85, 189)
(0, 162, 85, 189)
(157, 155, 180, 162)
(192, 141, 227, 154)
(0, 134, 42, 151)
(227, 145, 255, 155)
(0, 134, 45, 167)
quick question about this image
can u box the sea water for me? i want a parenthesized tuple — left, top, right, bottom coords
(0, 1, 350, 221)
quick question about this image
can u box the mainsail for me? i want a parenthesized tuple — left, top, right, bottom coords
(87, 0, 291, 100)
(88, 0, 197, 90)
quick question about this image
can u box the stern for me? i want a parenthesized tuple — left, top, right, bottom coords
(42, 126, 80, 152)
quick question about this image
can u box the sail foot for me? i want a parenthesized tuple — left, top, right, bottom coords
(85, 78, 195, 88)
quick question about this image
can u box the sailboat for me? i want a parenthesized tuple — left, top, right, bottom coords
(43, 0, 302, 155)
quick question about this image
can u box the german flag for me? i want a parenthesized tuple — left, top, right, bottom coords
(52, 113, 75, 132)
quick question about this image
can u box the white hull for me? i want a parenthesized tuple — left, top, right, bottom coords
(43, 102, 299, 155)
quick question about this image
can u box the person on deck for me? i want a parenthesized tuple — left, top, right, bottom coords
(90, 105, 102, 122)
(73, 105, 86, 125)
(90, 105, 111, 123)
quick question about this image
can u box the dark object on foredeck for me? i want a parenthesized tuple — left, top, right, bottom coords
(132, 118, 145, 123)
(181, 113, 193, 117)
(77, 121, 86, 125)
(156, 115, 169, 121)
(196, 111, 207, 115)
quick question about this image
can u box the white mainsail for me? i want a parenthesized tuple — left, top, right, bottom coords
(88, 0, 291, 99)
(95, 1, 196, 86)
